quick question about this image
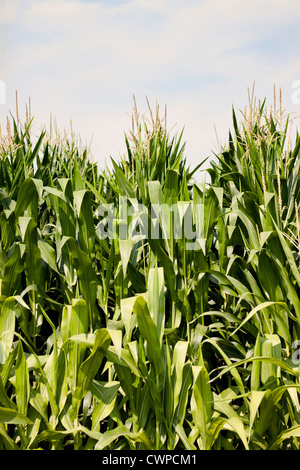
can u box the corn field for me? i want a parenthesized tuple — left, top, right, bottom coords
(1, 92, 300, 451)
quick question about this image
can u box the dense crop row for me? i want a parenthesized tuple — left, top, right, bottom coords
(0, 95, 300, 450)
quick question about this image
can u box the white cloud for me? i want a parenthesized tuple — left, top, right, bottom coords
(1, 0, 300, 174)
(0, 0, 23, 24)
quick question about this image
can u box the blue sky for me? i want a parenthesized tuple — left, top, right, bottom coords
(1, 0, 300, 178)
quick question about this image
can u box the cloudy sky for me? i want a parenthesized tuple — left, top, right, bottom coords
(1, 0, 300, 177)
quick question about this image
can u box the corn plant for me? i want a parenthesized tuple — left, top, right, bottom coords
(0, 92, 300, 450)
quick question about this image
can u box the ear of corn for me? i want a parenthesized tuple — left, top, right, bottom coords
(0, 93, 300, 450)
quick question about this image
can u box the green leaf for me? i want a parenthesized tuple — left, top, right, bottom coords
(230, 301, 288, 337)
(95, 424, 152, 450)
(226, 416, 249, 450)
(38, 239, 60, 274)
(106, 345, 141, 378)
(71, 329, 111, 418)
(111, 159, 135, 198)
(0, 374, 15, 409)
(14, 178, 43, 219)
(15, 341, 30, 416)
(94, 424, 131, 450)
(251, 334, 262, 391)
(19, 216, 42, 287)
(174, 363, 192, 426)
(174, 423, 197, 450)
(121, 296, 137, 345)
(249, 390, 266, 434)
(191, 366, 212, 449)
(147, 266, 165, 346)
(0, 406, 32, 424)
(119, 239, 134, 277)
(212, 355, 298, 383)
(272, 218, 300, 290)
(73, 189, 95, 258)
(1, 243, 24, 297)
(62, 299, 89, 393)
(172, 341, 189, 414)
(269, 425, 300, 450)
(91, 380, 120, 431)
(133, 296, 163, 377)
(206, 417, 226, 450)
(64, 236, 97, 329)
(0, 297, 16, 363)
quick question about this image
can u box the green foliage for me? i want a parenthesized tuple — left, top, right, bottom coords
(0, 94, 300, 450)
